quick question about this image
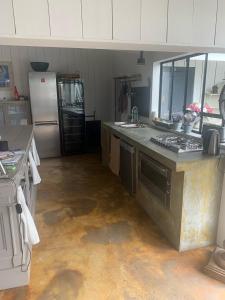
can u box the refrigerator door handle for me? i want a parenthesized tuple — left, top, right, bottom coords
(34, 121, 58, 126)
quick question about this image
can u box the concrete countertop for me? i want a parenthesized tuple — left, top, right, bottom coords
(0, 125, 33, 179)
(103, 122, 222, 171)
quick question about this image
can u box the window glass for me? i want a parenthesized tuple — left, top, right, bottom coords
(171, 59, 187, 115)
(187, 55, 206, 113)
(203, 116, 222, 127)
(204, 53, 225, 115)
(159, 53, 223, 133)
(160, 62, 172, 119)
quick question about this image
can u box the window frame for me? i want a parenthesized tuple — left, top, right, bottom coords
(158, 53, 222, 133)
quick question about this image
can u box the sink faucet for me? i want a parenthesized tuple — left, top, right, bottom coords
(131, 106, 139, 124)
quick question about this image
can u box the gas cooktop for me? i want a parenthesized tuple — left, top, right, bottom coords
(150, 134, 203, 153)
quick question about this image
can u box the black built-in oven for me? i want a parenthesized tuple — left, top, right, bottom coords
(139, 152, 171, 209)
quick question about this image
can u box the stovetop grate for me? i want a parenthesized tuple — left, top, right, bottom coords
(150, 134, 203, 153)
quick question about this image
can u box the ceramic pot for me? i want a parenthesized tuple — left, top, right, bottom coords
(183, 124, 193, 134)
(173, 122, 182, 131)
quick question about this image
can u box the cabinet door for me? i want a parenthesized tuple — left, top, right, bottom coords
(192, 0, 217, 46)
(13, 0, 50, 37)
(215, 0, 225, 47)
(141, 0, 168, 43)
(0, 206, 14, 269)
(0, 0, 15, 36)
(113, 0, 141, 41)
(82, 0, 112, 40)
(0, 201, 22, 269)
(167, 0, 194, 44)
(101, 126, 111, 166)
(0, 104, 5, 127)
(4, 103, 30, 126)
(48, 0, 82, 38)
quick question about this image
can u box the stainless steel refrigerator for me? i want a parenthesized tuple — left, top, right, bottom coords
(29, 72, 60, 158)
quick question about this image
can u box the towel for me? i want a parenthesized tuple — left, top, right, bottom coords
(109, 134, 120, 176)
(31, 138, 40, 166)
(17, 186, 40, 245)
(29, 151, 41, 185)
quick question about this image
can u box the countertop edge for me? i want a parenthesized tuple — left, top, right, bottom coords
(103, 122, 221, 172)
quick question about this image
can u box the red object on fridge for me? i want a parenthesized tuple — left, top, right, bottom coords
(14, 86, 19, 100)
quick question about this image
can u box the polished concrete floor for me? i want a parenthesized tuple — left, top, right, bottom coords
(1, 154, 225, 300)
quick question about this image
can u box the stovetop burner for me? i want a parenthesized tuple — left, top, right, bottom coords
(150, 134, 203, 153)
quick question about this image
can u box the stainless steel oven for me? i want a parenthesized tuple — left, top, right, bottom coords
(139, 152, 171, 209)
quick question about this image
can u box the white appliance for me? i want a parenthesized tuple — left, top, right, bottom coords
(29, 72, 60, 158)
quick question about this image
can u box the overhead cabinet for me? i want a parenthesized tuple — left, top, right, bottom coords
(0, 0, 15, 36)
(215, 0, 225, 47)
(168, 0, 217, 46)
(113, 0, 141, 41)
(13, 0, 50, 37)
(141, 0, 168, 43)
(82, 0, 112, 40)
(48, 0, 82, 38)
(0, 0, 221, 49)
(167, 0, 194, 45)
(192, 0, 217, 46)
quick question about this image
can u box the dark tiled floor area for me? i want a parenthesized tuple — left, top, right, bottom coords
(1, 154, 225, 299)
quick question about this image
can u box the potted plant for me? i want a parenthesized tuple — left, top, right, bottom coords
(183, 111, 200, 133)
(172, 112, 183, 131)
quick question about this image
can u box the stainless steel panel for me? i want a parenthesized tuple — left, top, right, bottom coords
(29, 72, 58, 122)
(34, 124, 60, 158)
(120, 141, 135, 194)
(139, 152, 171, 209)
(34, 120, 58, 126)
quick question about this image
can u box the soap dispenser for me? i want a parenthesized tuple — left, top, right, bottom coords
(131, 106, 139, 124)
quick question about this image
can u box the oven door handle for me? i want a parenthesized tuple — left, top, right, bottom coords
(141, 155, 168, 177)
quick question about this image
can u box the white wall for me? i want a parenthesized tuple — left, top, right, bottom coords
(0, 45, 114, 121)
(112, 50, 180, 119)
(112, 51, 180, 85)
(0, 46, 182, 122)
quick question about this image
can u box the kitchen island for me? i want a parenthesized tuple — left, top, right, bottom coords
(102, 122, 225, 251)
(0, 126, 38, 289)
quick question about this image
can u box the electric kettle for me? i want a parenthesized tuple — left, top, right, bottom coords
(202, 129, 220, 155)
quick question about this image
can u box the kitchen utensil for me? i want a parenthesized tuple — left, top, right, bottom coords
(220, 127, 225, 143)
(219, 84, 225, 126)
(202, 129, 220, 155)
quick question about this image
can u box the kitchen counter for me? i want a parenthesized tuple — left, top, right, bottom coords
(103, 122, 223, 171)
(0, 125, 33, 179)
(102, 122, 225, 251)
(0, 125, 37, 290)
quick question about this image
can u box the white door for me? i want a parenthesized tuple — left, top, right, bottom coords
(0, 0, 15, 36)
(48, 0, 82, 38)
(141, 0, 168, 43)
(82, 0, 112, 40)
(192, 0, 217, 46)
(13, 0, 50, 37)
(215, 0, 225, 47)
(113, 0, 141, 41)
(167, 0, 194, 45)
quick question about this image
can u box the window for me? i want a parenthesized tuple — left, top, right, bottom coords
(159, 53, 223, 133)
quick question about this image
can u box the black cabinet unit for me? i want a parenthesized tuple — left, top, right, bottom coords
(57, 75, 85, 155)
(85, 120, 101, 153)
